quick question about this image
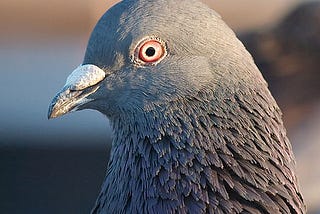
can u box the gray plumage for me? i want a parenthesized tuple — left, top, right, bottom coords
(48, 0, 305, 213)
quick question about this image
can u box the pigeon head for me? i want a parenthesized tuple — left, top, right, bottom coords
(48, 0, 305, 213)
(48, 0, 262, 119)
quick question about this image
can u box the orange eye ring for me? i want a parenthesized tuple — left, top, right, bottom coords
(137, 39, 165, 63)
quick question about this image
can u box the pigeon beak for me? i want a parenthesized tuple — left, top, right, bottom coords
(48, 64, 107, 119)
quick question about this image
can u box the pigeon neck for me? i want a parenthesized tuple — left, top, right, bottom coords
(94, 97, 218, 212)
(92, 88, 303, 213)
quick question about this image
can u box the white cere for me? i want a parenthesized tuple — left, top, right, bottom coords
(64, 64, 106, 90)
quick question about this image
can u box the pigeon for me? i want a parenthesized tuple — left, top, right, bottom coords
(48, 0, 306, 213)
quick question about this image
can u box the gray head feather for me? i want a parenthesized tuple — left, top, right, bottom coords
(48, 0, 306, 213)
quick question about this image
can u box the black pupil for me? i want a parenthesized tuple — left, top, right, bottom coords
(145, 47, 156, 57)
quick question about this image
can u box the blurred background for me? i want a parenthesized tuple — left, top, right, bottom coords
(0, 0, 319, 213)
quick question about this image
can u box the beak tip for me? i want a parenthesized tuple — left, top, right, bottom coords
(47, 109, 65, 120)
(47, 98, 63, 119)
(47, 102, 67, 119)
(47, 106, 56, 120)
(47, 113, 54, 120)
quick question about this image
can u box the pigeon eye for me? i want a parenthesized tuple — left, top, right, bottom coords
(136, 39, 166, 64)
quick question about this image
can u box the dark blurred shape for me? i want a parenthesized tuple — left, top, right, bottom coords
(0, 146, 110, 214)
(240, 1, 320, 130)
